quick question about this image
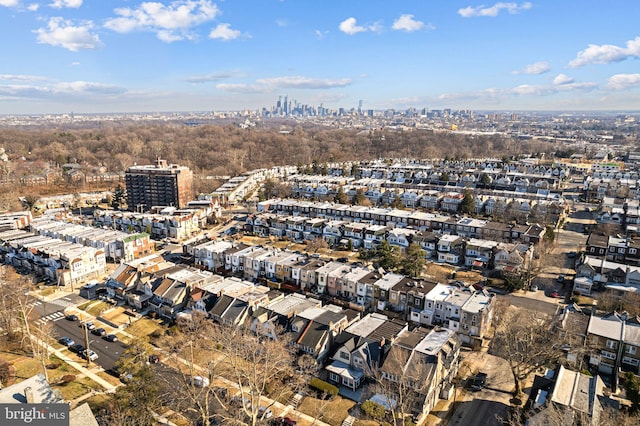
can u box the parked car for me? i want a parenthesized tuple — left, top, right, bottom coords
(568, 251, 577, 259)
(549, 290, 561, 298)
(470, 372, 487, 391)
(69, 344, 85, 353)
(81, 350, 99, 361)
(91, 327, 106, 336)
(258, 406, 273, 419)
(65, 314, 79, 321)
(103, 334, 118, 342)
(271, 417, 297, 426)
(80, 322, 96, 330)
(191, 376, 210, 388)
(556, 274, 565, 283)
(58, 336, 75, 347)
(148, 354, 160, 364)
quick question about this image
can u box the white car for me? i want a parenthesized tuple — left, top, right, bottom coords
(258, 406, 273, 419)
(191, 376, 210, 387)
(82, 350, 99, 361)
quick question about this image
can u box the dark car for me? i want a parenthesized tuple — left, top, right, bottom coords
(103, 334, 118, 342)
(272, 418, 297, 426)
(148, 354, 160, 364)
(69, 343, 85, 353)
(91, 327, 106, 336)
(470, 372, 487, 391)
(58, 336, 75, 347)
(65, 314, 79, 321)
(568, 251, 577, 259)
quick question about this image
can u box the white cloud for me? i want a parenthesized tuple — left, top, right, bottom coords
(186, 72, 239, 83)
(104, 0, 219, 42)
(392, 14, 425, 32)
(0, 0, 19, 7)
(458, 2, 532, 18)
(0, 74, 48, 82)
(314, 29, 329, 40)
(256, 76, 352, 89)
(209, 23, 241, 41)
(0, 81, 126, 99)
(50, 0, 82, 9)
(512, 61, 550, 75)
(569, 36, 640, 68)
(606, 74, 640, 90)
(553, 74, 574, 85)
(34, 17, 101, 51)
(217, 75, 353, 93)
(27, 3, 39, 11)
(435, 78, 596, 104)
(339, 17, 367, 35)
(276, 19, 288, 27)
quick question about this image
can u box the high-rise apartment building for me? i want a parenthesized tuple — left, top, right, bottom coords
(125, 158, 194, 211)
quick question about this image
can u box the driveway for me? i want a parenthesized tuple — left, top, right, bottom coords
(451, 351, 514, 426)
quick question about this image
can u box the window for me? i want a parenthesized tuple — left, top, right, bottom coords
(340, 351, 349, 361)
(602, 351, 616, 360)
(627, 345, 637, 355)
(606, 340, 617, 350)
(630, 248, 637, 255)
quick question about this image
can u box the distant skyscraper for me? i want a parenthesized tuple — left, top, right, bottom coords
(358, 100, 363, 114)
(125, 157, 194, 211)
(283, 95, 289, 115)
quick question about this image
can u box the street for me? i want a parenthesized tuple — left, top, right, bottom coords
(28, 295, 127, 372)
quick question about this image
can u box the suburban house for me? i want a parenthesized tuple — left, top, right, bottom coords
(378, 327, 461, 421)
(325, 313, 408, 392)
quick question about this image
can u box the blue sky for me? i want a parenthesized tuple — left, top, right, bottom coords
(0, 0, 639, 114)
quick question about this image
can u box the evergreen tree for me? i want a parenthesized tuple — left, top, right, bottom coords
(111, 185, 126, 210)
(376, 240, 399, 272)
(460, 189, 475, 214)
(402, 243, 426, 278)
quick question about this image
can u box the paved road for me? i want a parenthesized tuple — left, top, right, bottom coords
(500, 293, 562, 316)
(52, 316, 128, 371)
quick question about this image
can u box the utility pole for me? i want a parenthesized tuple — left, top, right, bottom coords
(83, 321, 91, 368)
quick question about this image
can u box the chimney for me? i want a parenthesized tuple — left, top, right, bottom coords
(24, 387, 35, 403)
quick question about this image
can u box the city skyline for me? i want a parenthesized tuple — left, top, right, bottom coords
(0, 1, 639, 114)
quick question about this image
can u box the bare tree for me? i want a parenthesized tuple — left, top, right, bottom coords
(490, 306, 565, 400)
(372, 345, 436, 426)
(209, 322, 306, 426)
(306, 237, 329, 254)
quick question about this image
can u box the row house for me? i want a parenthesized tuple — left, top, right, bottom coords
(193, 240, 233, 272)
(258, 199, 549, 246)
(0, 211, 32, 232)
(493, 242, 534, 274)
(586, 232, 640, 265)
(587, 312, 640, 379)
(408, 283, 495, 347)
(363, 225, 388, 249)
(287, 304, 361, 363)
(147, 267, 219, 319)
(378, 327, 461, 420)
(326, 313, 408, 391)
(464, 238, 499, 268)
(31, 218, 152, 262)
(436, 235, 464, 265)
(92, 209, 202, 242)
(0, 230, 106, 286)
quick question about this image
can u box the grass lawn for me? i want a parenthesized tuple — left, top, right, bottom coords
(298, 395, 355, 426)
(39, 288, 58, 297)
(84, 393, 111, 414)
(55, 376, 102, 401)
(124, 317, 163, 339)
(12, 357, 42, 380)
(96, 370, 122, 386)
(77, 301, 111, 317)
